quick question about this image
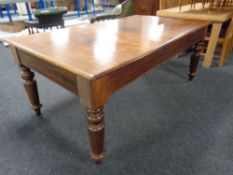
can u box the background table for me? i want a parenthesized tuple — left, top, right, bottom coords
(157, 3, 233, 68)
(6, 16, 207, 163)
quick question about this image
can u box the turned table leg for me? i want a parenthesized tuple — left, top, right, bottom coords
(77, 75, 108, 164)
(86, 107, 105, 164)
(189, 42, 202, 81)
(20, 66, 42, 116)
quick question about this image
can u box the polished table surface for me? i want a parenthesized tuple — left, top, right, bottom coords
(157, 3, 233, 68)
(7, 15, 207, 79)
(6, 15, 208, 163)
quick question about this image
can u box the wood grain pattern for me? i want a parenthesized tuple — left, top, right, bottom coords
(6, 16, 208, 79)
(7, 16, 208, 163)
(18, 50, 78, 94)
(107, 28, 205, 94)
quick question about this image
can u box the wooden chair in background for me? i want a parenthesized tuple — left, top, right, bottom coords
(159, 0, 190, 10)
(159, 0, 233, 66)
(219, 18, 233, 66)
(189, 0, 233, 9)
(205, 17, 233, 66)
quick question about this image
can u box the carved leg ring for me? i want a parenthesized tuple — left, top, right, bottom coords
(20, 66, 42, 116)
(86, 107, 105, 164)
(189, 42, 203, 81)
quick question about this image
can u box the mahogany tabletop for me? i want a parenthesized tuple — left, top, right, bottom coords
(6, 15, 208, 79)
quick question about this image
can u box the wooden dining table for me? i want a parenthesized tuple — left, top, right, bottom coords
(157, 3, 233, 68)
(6, 15, 208, 164)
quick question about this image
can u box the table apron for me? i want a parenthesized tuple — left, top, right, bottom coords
(14, 27, 205, 99)
(17, 49, 78, 95)
(107, 28, 205, 94)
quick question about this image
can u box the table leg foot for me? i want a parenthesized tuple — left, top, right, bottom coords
(35, 108, 42, 116)
(189, 42, 202, 81)
(86, 107, 105, 164)
(20, 66, 42, 116)
(90, 151, 105, 164)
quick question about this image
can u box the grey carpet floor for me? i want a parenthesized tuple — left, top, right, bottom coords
(0, 44, 233, 175)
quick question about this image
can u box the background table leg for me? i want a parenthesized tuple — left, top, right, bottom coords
(84, 0, 89, 14)
(20, 66, 42, 116)
(5, 4, 12, 23)
(86, 107, 105, 164)
(0, 5, 4, 18)
(74, 0, 80, 17)
(13, 3, 17, 15)
(50, 0, 55, 7)
(39, 0, 45, 9)
(189, 42, 203, 81)
(91, 0, 96, 16)
(45, 0, 49, 8)
(25, 2, 32, 21)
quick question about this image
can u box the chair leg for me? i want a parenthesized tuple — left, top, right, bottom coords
(219, 39, 229, 67)
(203, 23, 222, 68)
(225, 36, 233, 61)
(219, 17, 233, 66)
(229, 36, 233, 53)
(230, 35, 233, 51)
(27, 27, 32, 34)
